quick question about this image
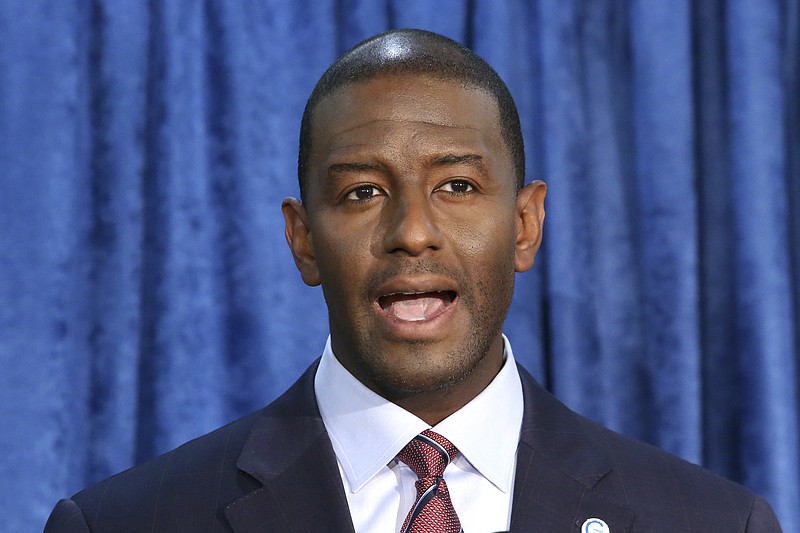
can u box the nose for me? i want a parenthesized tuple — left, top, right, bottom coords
(382, 189, 443, 256)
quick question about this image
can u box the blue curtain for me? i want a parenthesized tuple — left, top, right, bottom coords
(1, 1, 797, 530)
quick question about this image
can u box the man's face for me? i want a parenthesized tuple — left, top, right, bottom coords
(284, 73, 545, 402)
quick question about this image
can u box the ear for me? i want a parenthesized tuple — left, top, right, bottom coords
(514, 180, 547, 273)
(282, 197, 321, 286)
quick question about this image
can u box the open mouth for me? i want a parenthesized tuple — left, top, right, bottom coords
(377, 291, 457, 322)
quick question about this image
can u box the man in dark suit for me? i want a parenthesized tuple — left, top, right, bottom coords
(46, 29, 781, 532)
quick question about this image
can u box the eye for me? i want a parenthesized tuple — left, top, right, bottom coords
(344, 185, 383, 201)
(437, 179, 474, 194)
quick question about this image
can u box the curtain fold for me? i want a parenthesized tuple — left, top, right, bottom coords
(0, 1, 797, 530)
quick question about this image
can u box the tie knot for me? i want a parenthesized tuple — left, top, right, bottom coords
(397, 430, 459, 480)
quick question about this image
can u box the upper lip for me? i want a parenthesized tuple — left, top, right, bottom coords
(372, 275, 459, 301)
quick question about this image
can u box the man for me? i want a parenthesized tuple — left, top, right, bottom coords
(46, 29, 781, 532)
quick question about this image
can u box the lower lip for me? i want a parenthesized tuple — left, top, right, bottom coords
(373, 295, 459, 340)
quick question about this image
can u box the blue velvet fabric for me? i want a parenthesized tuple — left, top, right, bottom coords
(0, 1, 797, 530)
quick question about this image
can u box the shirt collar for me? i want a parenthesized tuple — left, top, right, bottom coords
(314, 335, 523, 493)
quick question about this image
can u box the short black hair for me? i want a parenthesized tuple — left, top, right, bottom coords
(297, 28, 525, 201)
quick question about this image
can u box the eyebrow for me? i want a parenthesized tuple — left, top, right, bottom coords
(429, 153, 484, 167)
(325, 153, 487, 182)
(429, 153, 488, 178)
(327, 161, 384, 176)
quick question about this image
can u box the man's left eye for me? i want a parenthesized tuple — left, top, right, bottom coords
(438, 180, 474, 194)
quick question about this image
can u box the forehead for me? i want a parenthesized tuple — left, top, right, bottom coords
(307, 73, 507, 173)
(316, 72, 500, 124)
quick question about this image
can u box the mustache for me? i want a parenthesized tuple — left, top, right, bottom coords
(367, 260, 467, 297)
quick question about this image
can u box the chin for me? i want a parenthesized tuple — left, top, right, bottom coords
(366, 344, 485, 397)
(390, 370, 469, 396)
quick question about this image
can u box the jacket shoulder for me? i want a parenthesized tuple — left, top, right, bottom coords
(65, 408, 265, 531)
(590, 419, 782, 530)
(49, 362, 322, 532)
(515, 365, 782, 531)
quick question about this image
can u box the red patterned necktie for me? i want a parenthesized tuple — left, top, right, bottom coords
(397, 430, 463, 533)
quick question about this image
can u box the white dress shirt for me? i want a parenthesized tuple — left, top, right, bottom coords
(314, 334, 524, 533)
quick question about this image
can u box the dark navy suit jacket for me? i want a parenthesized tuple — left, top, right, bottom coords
(45, 363, 782, 532)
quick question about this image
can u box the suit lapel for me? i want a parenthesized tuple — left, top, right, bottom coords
(222, 360, 636, 532)
(224, 363, 356, 533)
(511, 367, 635, 532)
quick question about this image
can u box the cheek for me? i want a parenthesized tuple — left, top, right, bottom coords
(454, 213, 518, 271)
(312, 228, 373, 305)
(317, 246, 356, 290)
